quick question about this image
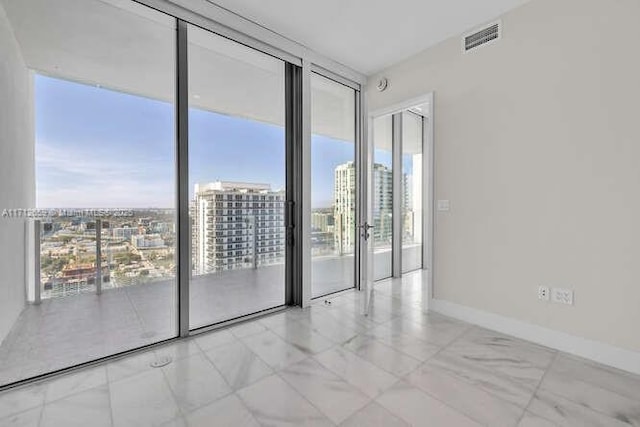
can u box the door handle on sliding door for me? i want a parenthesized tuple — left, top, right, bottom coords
(285, 200, 295, 246)
(358, 222, 374, 241)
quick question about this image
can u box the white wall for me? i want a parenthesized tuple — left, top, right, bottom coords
(0, 3, 34, 343)
(367, 0, 640, 353)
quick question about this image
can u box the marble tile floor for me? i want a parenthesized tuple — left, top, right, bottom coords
(1, 271, 640, 426)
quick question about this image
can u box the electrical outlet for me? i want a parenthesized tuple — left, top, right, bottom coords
(437, 200, 450, 212)
(551, 288, 574, 305)
(538, 286, 550, 301)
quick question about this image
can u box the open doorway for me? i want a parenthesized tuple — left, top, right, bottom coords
(364, 94, 434, 306)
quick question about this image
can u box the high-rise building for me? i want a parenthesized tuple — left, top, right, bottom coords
(333, 162, 400, 252)
(310, 208, 335, 255)
(311, 209, 334, 233)
(334, 162, 356, 254)
(372, 163, 394, 245)
(112, 227, 138, 239)
(131, 234, 165, 248)
(402, 173, 417, 242)
(192, 181, 285, 274)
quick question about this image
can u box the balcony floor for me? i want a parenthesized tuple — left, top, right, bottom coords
(0, 255, 358, 386)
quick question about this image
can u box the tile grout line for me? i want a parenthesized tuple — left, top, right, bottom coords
(359, 322, 446, 362)
(166, 330, 271, 424)
(255, 302, 372, 425)
(397, 354, 527, 427)
(3, 366, 113, 426)
(285, 297, 408, 402)
(551, 353, 640, 401)
(377, 369, 481, 427)
(158, 358, 190, 424)
(334, 291, 471, 379)
(235, 325, 334, 421)
(238, 325, 313, 369)
(273, 366, 362, 426)
(311, 347, 401, 401)
(104, 377, 115, 427)
(514, 348, 560, 425)
(387, 326, 511, 427)
(163, 338, 238, 422)
(339, 334, 422, 378)
(389, 314, 556, 425)
(234, 371, 335, 426)
(206, 332, 276, 391)
(530, 375, 640, 425)
(406, 320, 475, 367)
(266, 316, 340, 354)
(36, 400, 45, 427)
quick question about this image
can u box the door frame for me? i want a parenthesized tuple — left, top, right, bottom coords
(304, 70, 363, 304)
(367, 92, 434, 310)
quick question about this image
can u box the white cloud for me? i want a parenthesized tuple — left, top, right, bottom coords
(36, 141, 175, 208)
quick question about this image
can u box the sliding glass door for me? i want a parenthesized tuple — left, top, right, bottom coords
(310, 73, 357, 298)
(0, 0, 177, 386)
(187, 24, 287, 329)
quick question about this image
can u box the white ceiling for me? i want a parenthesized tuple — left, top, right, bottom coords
(1, 0, 528, 141)
(0, 0, 355, 140)
(209, 0, 531, 75)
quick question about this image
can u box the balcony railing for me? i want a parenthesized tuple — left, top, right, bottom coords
(27, 209, 392, 303)
(30, 212, 289, 302)
(31, 215, 177, 302)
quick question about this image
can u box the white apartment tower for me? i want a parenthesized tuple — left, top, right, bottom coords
(334, 162, 356, 253)
(333, 162, 397, 252)
(192, 181, 285, 274)
(372, 163, 394, 244)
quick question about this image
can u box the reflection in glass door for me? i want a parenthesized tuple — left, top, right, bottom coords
(187, 24, 287, 328)
(402, 111, 424, 272)
(310, 73, 357, 298)
(372, 115, 393, 280)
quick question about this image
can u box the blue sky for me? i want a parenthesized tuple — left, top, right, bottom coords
(36, 75, 358, 209)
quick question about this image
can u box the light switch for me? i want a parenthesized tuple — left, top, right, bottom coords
(437, 200, 450, 212)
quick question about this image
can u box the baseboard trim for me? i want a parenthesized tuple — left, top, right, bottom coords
(429, 298, 640, 376)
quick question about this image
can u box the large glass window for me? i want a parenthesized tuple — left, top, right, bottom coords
(0, 0, 363, 389)
(402, 111, 424, 272)
(310, 73, 357, 297)
(187, 24, 287, 328)
(0, 0, 176, 386)
(372, 115, 393, 280)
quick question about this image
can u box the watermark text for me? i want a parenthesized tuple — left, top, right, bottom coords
(1, 208, 135, 219)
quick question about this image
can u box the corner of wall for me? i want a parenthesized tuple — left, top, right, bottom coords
(0, 2, 34, 344)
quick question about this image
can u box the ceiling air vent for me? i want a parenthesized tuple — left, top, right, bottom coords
(463, 21, 501, 53)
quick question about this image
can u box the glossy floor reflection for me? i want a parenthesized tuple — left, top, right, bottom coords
(1, 271, 640, 426)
